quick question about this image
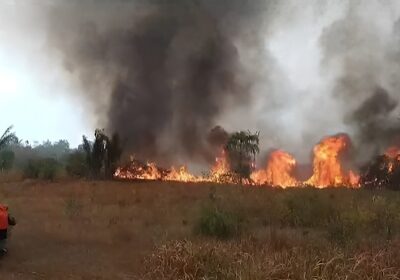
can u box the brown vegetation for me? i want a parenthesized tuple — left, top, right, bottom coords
(0, 178, 399, 279)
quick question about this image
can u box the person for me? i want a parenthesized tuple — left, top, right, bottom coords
(0, 204, 16, 256)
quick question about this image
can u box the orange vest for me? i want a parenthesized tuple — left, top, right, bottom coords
(0, 206, 8, 230)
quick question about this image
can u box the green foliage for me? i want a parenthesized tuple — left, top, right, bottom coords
(283, 191, 338, 227)
(193, 188, 400, 246)
(106, 133, 123, 178)
(369, 196, 400, 239)
(195, 205, 243, 239)
(40, 158, 60, 180)
(66, 151, 88, 178)
(0, 126, 17, 151)
(23, 158, 60, 180)
(9, 138, 71, 171)
(226, 131, 259, 181)
(82, 129, 123, 179)
(33, 140, 70, 160)
(0, 150, 15, 171)
(23, 159, 41, 179)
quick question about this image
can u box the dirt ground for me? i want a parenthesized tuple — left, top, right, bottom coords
(1, 179, 399, 279)
(0, 179, 212, 279)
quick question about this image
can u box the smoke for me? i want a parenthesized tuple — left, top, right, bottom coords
(24, 0, 400, 167)
(347, 87, 400, 161)
(319, 1, 400, 164)
(44, 0, 276, 165)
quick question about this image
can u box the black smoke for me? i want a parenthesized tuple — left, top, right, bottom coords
(46, 0, 273, 165)
(345, 87, 400, 162)
(319, 2, 400, 164)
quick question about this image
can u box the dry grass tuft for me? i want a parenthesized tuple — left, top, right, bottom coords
(143, 239, 400, 280)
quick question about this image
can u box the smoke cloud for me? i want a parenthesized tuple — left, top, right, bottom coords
(44, 0, 277, 165)
(319, 1, 400, 164)
(25, 0, 400, 167)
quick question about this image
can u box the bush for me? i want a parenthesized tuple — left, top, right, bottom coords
(40, 158, 59, 180)
(23, 159, 41, 179)
(283, 191, 338, 228)
(369, 196, 400, 239)
(195, 205, 243, 239)
(326, 212, 360, 245)
(66, 151, 88, 178)
(0, 150, 15, 171)
(23, 158, 60, 180)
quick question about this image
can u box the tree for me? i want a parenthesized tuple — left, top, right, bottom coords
(105, 133, 123, 178)
(226, 131, 260, 182)
(0, 126, 17, 151)
(66, 151, 88, 178)
(0, 150, 15, 171)
(82, 129, 123, 179)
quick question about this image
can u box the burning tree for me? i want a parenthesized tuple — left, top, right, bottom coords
(82, 129, 122, 179)
(361, 148, 400, 191)
(225, 131, 260, 183)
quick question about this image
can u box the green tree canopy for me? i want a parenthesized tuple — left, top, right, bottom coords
(226, 130, 260, 182)
(0, 126, 17, 151)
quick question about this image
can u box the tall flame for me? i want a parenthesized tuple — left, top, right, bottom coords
(251, 150, 298, 187)
(114, 134, 365, 188)
(306, 134, 359, 188)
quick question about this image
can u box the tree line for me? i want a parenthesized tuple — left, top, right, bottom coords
(0, 125, 262, 182)
(0, 126, 123, 180)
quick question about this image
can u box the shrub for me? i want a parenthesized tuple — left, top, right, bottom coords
(195, 205, 243, 239)
(369, 196, 400, 239)
(40, 158, 59, 180)
(326, 212, 360, 245)
(23, 158, 60, 180)
(283, 191, 338, 228)
(23, 159, 41, 179)
(66, 151, 88, 178)
(0, 150, 15, 171)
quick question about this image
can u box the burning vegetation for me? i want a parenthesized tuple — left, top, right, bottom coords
(113, 131, 400, 189)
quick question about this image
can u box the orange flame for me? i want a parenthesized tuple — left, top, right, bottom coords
(210, 150, 230, 178)
(114, 134, 363, 188)
(306, 134, 359, 188)
(251, 150, 298, 187)
(384, 146, 400, 173)
(385, 146, 400, 160)
(165, 166, 202, 182)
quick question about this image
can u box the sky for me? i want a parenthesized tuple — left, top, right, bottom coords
(0, 0, 92, 147)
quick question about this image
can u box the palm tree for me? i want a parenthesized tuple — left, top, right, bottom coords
(226, 130, 260, 182)
(82, 129, 123, 179)
(0, 126, 17, 151)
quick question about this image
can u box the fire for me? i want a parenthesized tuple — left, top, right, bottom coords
(383, 146, 400, 173)
(251, 150, 298, 187)
(165, 166, 202, 182)
(385, 146, 400, 160)
(113, 134, 369, 188)
(114, 160, 164, 180)
(210, 150, 231, 181)
(306, 135, 359, 188)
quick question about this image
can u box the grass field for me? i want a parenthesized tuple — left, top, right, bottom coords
(0, 178, 399, 279)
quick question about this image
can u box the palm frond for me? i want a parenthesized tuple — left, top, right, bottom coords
(0, 126, 17, 150)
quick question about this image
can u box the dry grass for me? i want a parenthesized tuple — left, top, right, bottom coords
(143, 239, 400, 280)
(0, 178, 398, 279)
